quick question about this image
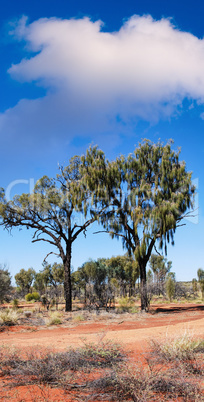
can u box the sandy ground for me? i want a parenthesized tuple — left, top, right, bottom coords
(0, 303, 203, 352)
(0, 303, 203, 401)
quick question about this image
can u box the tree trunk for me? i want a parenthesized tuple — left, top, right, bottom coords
(63, 244, 72, 312)
(139, 260, 148, 311)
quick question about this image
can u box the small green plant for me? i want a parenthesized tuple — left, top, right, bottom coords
(0, 309, 19, 325)
(12, 298, 19, 309)
(73, 313, 85, 322)
(46, 311, 62, 326)
(118, 296, 134, 312)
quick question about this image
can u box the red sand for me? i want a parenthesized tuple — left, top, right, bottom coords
(0, 303, 203, 401)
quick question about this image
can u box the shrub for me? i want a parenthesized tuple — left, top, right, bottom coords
(149, 333, 204, 362)
(0, 337, 203, 401)
(25, 292, 40, 302)
(0, 341, 126, 387)
(32, 292, 41, 301)
(12, 298, 19, 308)
(25, 293, 33, 302)
(46, 311, 62, 326)
(117, 297, 134, 312)
(72, 313, 85, 322)
(0, 309, 19, 325)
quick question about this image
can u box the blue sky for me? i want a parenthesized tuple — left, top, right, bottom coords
(0, 0, 203, 282)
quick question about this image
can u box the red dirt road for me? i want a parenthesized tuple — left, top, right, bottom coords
(0, 304, 203, 352)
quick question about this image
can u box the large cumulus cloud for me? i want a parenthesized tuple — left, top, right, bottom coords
(2, 14, 204, 147)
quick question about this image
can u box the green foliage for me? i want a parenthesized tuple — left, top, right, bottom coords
(12, 298, 19, 308)
(15, 268, 36, 295)
(25, 293, 33, 302)
(0, 142, 195, 313)
(92, 140, 194, 311)
(166, 276, 175, 301)
(197, 268, 204, 300)
(25, 292, 40, 302)
(0, 147, 109, 312)
(0, 266, 12, 303)
(118, 296, 134, 312)
(192, 278, 198, 292)
(149, 254, 172, 283)
(32, 292, 40, 301)
(72, 313, 85, 322)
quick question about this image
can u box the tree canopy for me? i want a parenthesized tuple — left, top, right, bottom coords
(0, 140, 195, 311)
(0, 148, 107, 311)
(92, 140, 195, 310)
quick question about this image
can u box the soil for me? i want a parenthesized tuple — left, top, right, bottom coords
(0, 302, 203, 401)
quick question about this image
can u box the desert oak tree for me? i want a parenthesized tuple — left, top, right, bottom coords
(92, 140, 195, 310)
(0, 148, 106, 311)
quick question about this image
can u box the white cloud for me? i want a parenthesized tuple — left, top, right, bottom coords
(2, 14, 204, 148)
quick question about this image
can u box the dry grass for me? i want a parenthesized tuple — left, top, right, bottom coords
(0, 334, 203, 401)
(0, 309, 20, 325)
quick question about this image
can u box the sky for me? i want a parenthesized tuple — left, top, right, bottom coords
(0, 0, 204, 282)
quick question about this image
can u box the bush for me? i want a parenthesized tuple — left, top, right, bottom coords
(72, 313, 85, 322)
(149, 333, 204, 363)
(0, 309, 19, 325)
(25, 292, 40, 302)
(117, 297, 134, 312)
(0, 336, 203, 401)
(25, 293, 33, 302)
(12, 298, 19, 308)
(46, 311, 62, 326)
(32, 292, 40, 301)
(0, 341, 126, 387)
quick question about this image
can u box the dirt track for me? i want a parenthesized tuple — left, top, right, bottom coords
(1, 303, 203, 352)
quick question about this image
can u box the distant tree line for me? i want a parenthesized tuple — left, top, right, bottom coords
(0, 259, 201, 310)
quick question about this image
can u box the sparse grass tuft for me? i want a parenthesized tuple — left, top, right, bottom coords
(149, 332, 204, 362)
(72, 313, 85, 322)
(46, 311, 62, 326)
(0, 309, 19, 325)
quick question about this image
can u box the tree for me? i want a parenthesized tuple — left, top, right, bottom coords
(93, 140, 194, 311)
(197, 268, 204, 300)
(192, 278, 198, 293)
(0, 148, 106, 311)
(166, 276, 175, 302)
(15, 268, 36, 296)
(41, 262, 64, 307)
(77, 259, 107, 308)
(0, 265, 12, 303)
(149, 254, 172, 294)
(105, 255, 139, 297)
